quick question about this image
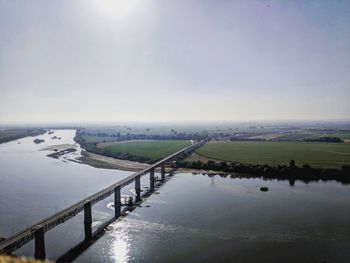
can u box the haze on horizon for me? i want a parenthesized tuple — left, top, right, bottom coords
(0, 0, 349, 124)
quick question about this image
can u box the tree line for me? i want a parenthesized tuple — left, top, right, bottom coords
(171, 159, 350, 185)
(303, 136, 343, 143)
(0, 128, 46, 144)
(79, 130, 208, 141)
(75, 130, 161, 164)
(74, 130, 350, 184)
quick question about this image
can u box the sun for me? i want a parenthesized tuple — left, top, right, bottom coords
(91, 0, 140, 20)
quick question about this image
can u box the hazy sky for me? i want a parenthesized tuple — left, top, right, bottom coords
(1, 0, 349, 124)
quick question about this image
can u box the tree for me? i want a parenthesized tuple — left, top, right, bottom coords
(289, 160, 296, 168)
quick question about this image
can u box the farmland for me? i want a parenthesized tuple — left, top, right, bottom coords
(81, 135, 117, 143)
(195, 141, 350, 169)
(103, 140, 193, 160)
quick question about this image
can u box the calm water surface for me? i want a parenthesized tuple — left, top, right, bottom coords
(0, 130, 134, 258)
(76, 174, 350, 263)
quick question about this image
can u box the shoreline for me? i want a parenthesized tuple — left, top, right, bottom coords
(73, 150, 219, 174)
(78, 151, 218, 174)
(43, 144, 350, 184)
(0, 129, 46, 144)
(75, 152, 350, 185)
(43, 143, 151, 172)
(77, 151, 150, 172)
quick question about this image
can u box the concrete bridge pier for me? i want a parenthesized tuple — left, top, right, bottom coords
(150, 168, 155, 190)
(114, 186, 121, 219)
(84, 200, 92, 240)
(34, 225, 45, 260)
(161, 164, 166, 181)
(135, 175, 141, 202)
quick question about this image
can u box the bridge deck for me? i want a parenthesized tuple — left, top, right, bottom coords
(0, 139, 207, 254)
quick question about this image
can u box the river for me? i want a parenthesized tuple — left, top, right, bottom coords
(0, 130, 136, 258)
(1, 130, 350, 262)
(75, 173, 350, 263)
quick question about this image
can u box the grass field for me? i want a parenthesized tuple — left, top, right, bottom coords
(195, 141, 350, 169)
(104, 140, 193, 160)
(82, 135, 116, 143)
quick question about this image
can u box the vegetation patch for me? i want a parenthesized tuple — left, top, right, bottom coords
(75, 130, 193, 163)
(0, 128, 46, 144)
(47, 148, 77, 159)
(172, 159, 350, 185)
(103, 140, 192, 161)
(196, 141, 350, 169)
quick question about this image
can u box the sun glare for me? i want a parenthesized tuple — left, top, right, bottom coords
(91, 0, 140, 20)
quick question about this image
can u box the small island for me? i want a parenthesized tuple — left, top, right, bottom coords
(260, 187, 269, 192)
(47, 148, 77, 159)
(33, 139, 45, 144)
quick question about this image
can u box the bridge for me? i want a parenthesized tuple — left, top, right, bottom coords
(0, 139, 208, 260)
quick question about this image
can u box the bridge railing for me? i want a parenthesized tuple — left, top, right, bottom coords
(0, 138, 208, 258)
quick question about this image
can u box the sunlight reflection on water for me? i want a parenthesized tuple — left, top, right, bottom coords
(76, 174, 350, 263)
(110, 224, 132, 263)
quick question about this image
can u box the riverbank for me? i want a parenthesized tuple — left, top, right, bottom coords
(42, 144, 77, 151)
(64, 133, 350, 183)
(42, 143, 150, 172)
(74, 151, 244, 175)
(69, 150, 350, 185)
(0, 129, 46, 144)
(77, 151, 150, 171)
(56, 147, 349, 184)
(78, 150, 350, 185)
(71, 150, 210, 174)
(86, 153, 350, 185)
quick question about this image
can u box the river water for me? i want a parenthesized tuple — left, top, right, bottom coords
(1, 130, 350, 262)
(75, 174, 350, 263)
(0, 130, 135, 258)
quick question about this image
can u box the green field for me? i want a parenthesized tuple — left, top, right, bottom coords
(104, 140, 193, 160)
(82, 135, 116, 143)
(196, 141, 350, 169)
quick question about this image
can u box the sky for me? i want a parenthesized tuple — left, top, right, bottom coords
(0, 0, 349, 124)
